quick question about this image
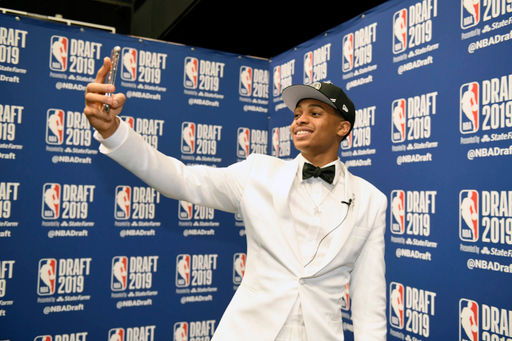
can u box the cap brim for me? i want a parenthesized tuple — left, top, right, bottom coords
(282, 84, 337, 112)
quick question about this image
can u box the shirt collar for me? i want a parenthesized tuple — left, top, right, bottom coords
(296, 153, 343, 186)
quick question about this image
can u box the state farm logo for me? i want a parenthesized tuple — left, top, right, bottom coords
(233, 253, 246, 285)
(237, 127, 268, 158)
(183, 57, 225, 92)
(303, 43, 331, 84)
(461, 0, 480, 29)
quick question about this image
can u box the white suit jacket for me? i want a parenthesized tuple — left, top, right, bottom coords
(99, 123, 387, 341)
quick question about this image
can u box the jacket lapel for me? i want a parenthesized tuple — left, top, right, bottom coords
(305, 163, 361, 277)
(272, 156, 303, 268)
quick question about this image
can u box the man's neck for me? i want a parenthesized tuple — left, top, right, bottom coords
(300, 152, 338, 168)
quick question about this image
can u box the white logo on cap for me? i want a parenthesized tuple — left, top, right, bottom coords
(342, 104, 349, 112)
(311, 82, 322, 90)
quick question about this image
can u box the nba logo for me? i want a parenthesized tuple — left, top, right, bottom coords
(115, 186, 131, 220)
(460, 299, 479, 341)
(233, 253, 246, 285)
(340, 131, 353, 150)
(176, 254, 191, 287)
(390, 190, 405, 235)
(237, 128, 250, 158)
(42, 183, 61, 219)
(121, 47, 137, 81)
(273, 65, 281, 97)
(342, 33, 354, 72)
(184, 57, 198, 89)
(120, 115, 135, 129)
(181, 122, 196, 154)
(35, 336, 53, 341)
(393, 9, 408, 54)
(50, 35, 68, 71)
(389, 282, 405, 329)
(271, 127, 279, 157)
(460, 190, 479, 242)
(303, 52, 313, 84)
(239, 66, 252, 96)
(46, 109, 65, 145)
(391, 99, 406, 143)
(460, 82, 479, 134)
(109, 328, 125, 341)
(174, 322, 188, 341)
(178, 200, 193, 220)
(111, 256, 128, 291)
(38, 258, 57, 295)
(461, 0, 480, 29)
(341, 283, 350, 311)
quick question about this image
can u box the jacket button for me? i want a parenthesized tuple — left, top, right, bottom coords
(299, 279, 305, 285)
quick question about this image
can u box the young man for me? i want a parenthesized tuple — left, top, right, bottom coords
(85, 58, 387, 341)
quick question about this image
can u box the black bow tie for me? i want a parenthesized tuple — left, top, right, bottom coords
(302, 163, 336, 184)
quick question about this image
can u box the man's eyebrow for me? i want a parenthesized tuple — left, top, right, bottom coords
(295, 102, 326, 110)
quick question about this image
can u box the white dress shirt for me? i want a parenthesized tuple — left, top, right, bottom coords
(276, 154, 346, 341)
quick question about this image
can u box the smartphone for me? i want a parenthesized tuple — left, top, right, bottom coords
(103, 46, 121, 114)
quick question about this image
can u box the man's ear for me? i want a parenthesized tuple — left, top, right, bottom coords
(337, 120, 352, 138)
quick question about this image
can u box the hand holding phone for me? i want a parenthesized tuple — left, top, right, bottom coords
(103, 46, 121, 114)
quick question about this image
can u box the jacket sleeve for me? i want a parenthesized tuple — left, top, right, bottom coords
(350, 193, 388, 341)
(98, 122, 254, 214)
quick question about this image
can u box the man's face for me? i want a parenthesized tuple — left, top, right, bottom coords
(290, 99, 350, 156)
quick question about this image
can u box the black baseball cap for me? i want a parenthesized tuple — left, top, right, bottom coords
(282, 82, 356, 131)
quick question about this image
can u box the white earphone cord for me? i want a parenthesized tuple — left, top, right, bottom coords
(304, 199, 352, 268)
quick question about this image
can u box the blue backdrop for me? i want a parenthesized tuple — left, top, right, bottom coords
(1, 0, 511, 340)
